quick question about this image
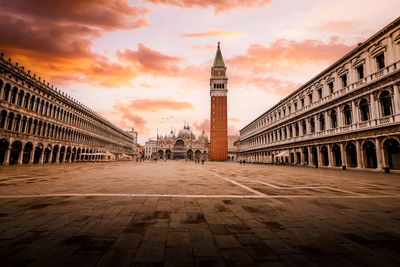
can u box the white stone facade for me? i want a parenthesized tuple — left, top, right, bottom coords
(144, 139, 157, 159)
(239, 18, 400, 172)
(0, 54, 133, 165)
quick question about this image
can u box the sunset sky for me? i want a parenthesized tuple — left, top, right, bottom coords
(1, 0, 399, 144)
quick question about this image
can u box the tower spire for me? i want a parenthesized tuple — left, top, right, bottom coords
(213, 42, 225, 68)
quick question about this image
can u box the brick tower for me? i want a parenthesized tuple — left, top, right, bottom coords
(210, 42, 228, 161)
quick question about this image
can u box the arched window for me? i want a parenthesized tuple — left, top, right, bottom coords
(310, 117, 315, 133)
(302, 120, 306, 135)
(24, 93, 30, 108)
(330, 109, 337, 128)
(319, 114, 325, 131)
(17, 90, 24, 106)
(343, 105, 352, 125)
(30, 95, 35, 110)
(2, 84, 11, 101)
(35, 98, 40, 112)
(359, 98, 370, 121)
(10, 87, 18, 104)
(379, 91, 392, 116)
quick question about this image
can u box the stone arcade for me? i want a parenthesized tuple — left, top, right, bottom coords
(238, 17, 400, 172)
(0, 54, 133, 165)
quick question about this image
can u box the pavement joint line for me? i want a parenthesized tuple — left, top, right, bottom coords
(0, 177, 42, 184)
(0, 193, 399, 199)
(201, 167, 266, 196)
(257, 181, 366, 196)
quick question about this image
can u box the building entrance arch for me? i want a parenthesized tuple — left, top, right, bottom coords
(321, 146, 329, 166)
(363, 141, 377, 168)
(33, 144, 43, 164)
(332, 144, 342, 166)
(383, 138, 400, 169)
(346, 143, 357, 167)
(23, 142, 33, 164)
(0, 139, 9, 164)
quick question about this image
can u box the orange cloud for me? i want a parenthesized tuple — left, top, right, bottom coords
(0, 0, 148, 87)
(317, 20, 360, 31)
(117, 98, 194, 113)
(181, 30, 245, 38)
(1, 0, 148, 31)
(228, 118, 241, 123)
(117, 44, 182, 76)
(145, 0, 272, 13)
(228, 37, 355, 75)
(112, 106, 150, 136)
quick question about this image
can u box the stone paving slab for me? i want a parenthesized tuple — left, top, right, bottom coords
(0, 161, 400, 266)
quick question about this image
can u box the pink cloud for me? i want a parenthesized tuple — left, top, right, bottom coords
(117, 44, 183, 76)
(145, 0, 273, 13)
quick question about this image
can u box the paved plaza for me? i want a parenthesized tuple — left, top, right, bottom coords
(0, 161, 400, 266)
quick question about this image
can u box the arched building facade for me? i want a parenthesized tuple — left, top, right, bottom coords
(157, 125, 208, 160)
(0, 54, 133, 165)
(238, 17, 400, 172)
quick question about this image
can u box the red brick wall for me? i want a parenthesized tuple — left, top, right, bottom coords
(210, 96, 228, 161)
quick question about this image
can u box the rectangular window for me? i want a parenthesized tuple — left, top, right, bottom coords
(308, 94, 312, 104)
(301, 98, 304, 108)
(317, 88, 322, 99)
(294, 103, 297, 110)
(328, 82, 333, 94)
(376, 53, 385, 70)
(288, 106, 291, 113)
(341, 74, 347, 87)
(356, 65, 364, 79)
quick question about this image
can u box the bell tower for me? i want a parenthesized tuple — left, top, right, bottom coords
(210, 42, 228, 161)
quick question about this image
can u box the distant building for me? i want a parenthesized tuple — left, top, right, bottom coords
(228, 135, 239, 160)
(127, 126, 139, 158)
(144, 139, 157, 159)
(157, 124, 208, 160)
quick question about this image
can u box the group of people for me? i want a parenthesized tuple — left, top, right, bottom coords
(239, 159, 246, 165)
(194, 157, 205, 165)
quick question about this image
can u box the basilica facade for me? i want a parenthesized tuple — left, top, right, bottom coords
(238, 17, 400, 172)
(156, 125, 208, 160)
(0, 53, 133, 165)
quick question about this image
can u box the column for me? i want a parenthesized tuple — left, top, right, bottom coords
(317, 146, 322, 166)
(337, 106, 343, 127)
(315, 117, 320, 132)
(307, 147, 312, 165)
(375, 138, 383, 169)
(29, 149, 34, 164)
(18, 149, 23, 164)
(393, 84, 400, 114)
(39, 148, 45, 164)
(48, 148, 53, 163)
(355, 140, 362, 168)
(370, 93, 378, 119)
(301, 149, 305, 165)
(327, 145, 333, 167)
(3, 147, 10, 165)
(340, 143, 346, 167)
(352, 101, 358, 124)
(55, 148, 60, 163)
(293, 150, 298, 164)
